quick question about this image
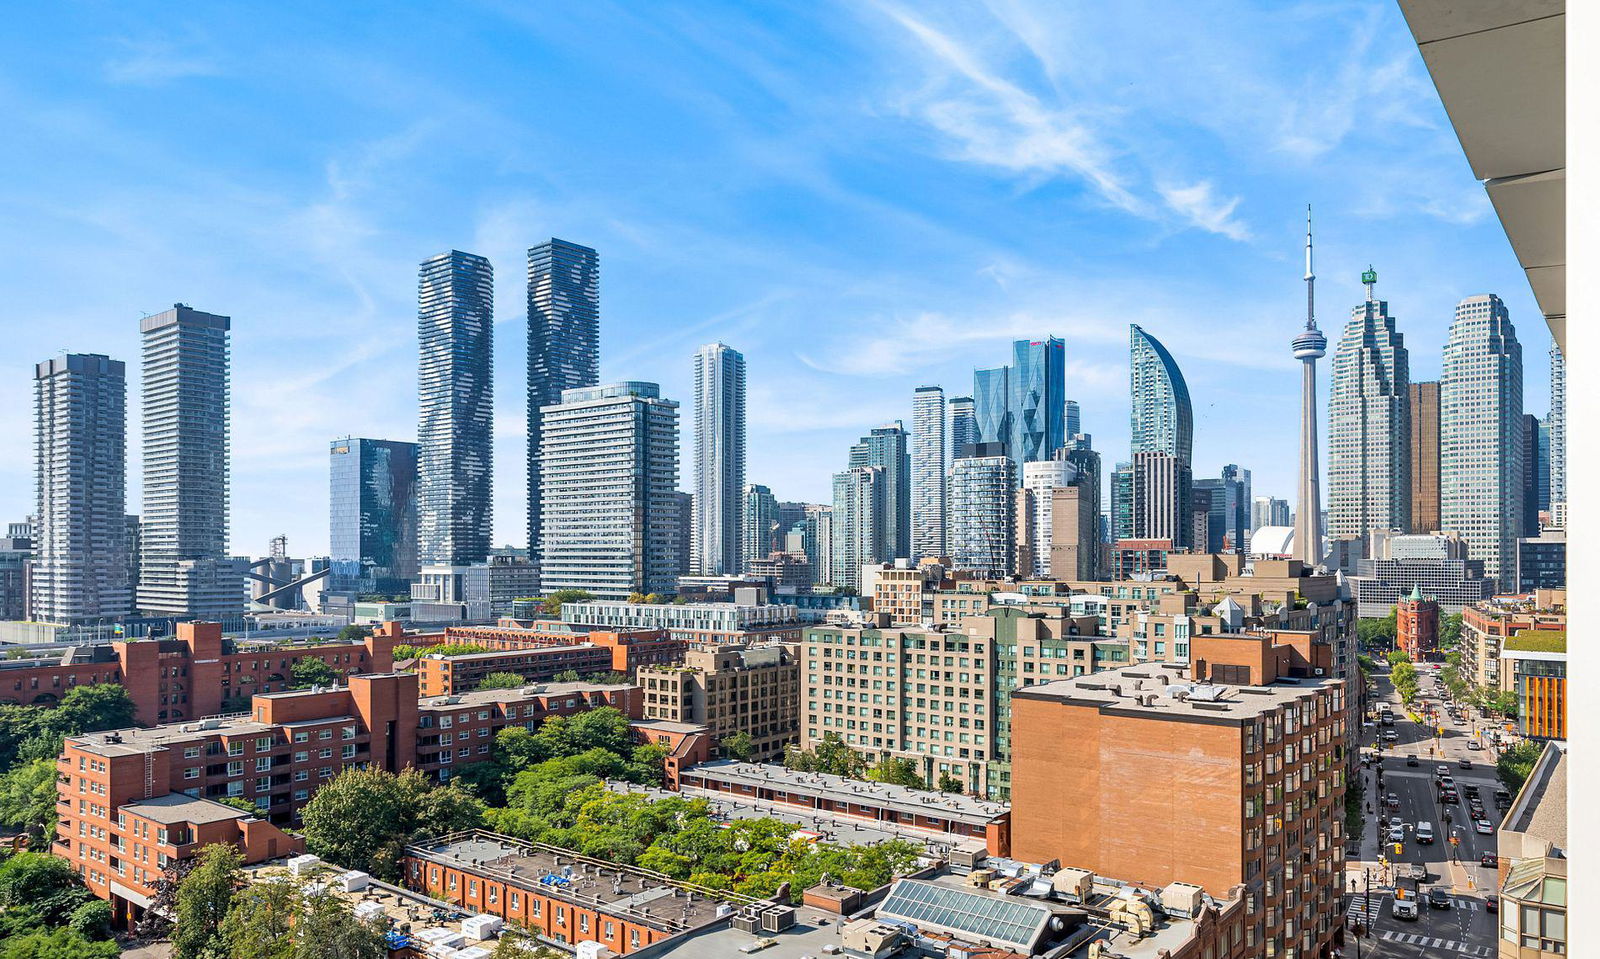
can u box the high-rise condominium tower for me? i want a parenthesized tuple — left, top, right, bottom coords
(849, 423, 911, 561)
(1128, 325, 1193, 546)
(1408, 381, 1441, 533)
(1065, 399, 1081, 440)
(539, 382, 679, 599)
(911, 386, 947, 561)
(1219, 464, 1251, 552)
(329, 438, 419, 594)
(137, 305, 239, 618)
(1291, 209, 1327, 567)
(1548, 342, 1565, 514)
(417, 251, 494, 567)
(974, 338, 1067, 471)
(949, 444, 1015, 578)
(742, 483, 778, 571)
(692, 343, 746, 575)
(33, 354, 129, 624)
(1327, 267, 1410, 538)
(1440, 294, 1523, 588)
(527, 239, 599, 579)
(830, 467, 885, 591)
(947, 396, 977, 467)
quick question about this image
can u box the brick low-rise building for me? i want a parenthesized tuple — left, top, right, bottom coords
(413, 644, 620, 696)
(638, 644, 799, 761)
(417, 682, 642, 781)
(1009, 635, 1348, 959)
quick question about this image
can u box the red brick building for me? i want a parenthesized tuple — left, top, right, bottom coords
(1009, 634, 1348, 959)
(1396, 584, 1439, 661)
(2, 621, 401, 723)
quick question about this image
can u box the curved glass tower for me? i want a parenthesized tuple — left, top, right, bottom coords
(1128, 325, 1193, 463)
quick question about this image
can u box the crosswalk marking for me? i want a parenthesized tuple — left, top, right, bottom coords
(1346, 893, 1387, 924)
(1378, 930, 1491, 956)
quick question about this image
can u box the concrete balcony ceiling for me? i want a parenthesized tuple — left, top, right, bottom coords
(1399, 1, 1565, 349)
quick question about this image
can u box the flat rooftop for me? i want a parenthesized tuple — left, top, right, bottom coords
(1506, 742, 1566, 852)
(632, 718, 707, 735)
(418, 680, 633, 710)
(406, 832, 743, 933)
(69, 717, 276, 757)
(682, 760, 1009, 825)
(424, 644, 598, 663)
(123, 793, 249, 825)
(1013, 663, 1337, 721)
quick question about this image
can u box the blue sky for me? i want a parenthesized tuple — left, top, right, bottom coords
(0, 0, 1553, 556)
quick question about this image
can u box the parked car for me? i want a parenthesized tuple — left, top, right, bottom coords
(1468, 740, 1483, 750)
(1496, 788, 1513, 806)
(1475, 819, 1495, 835)
(1485, 896, 1499, 914)
(1481, 853, 1499, 867)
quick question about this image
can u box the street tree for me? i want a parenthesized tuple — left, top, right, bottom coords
(173, 844, 243, 959)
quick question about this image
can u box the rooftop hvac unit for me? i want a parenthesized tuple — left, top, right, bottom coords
(1051, 868, 1094, 901)
(286, 854, 321, 877)
(760, 906, 796, 932)
(1159, 881, 1206, 918)
(733, 914, 761, 934)
(352, 900, 386, 921)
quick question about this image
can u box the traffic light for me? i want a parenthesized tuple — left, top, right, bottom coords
(1393, 842, 1403, 855)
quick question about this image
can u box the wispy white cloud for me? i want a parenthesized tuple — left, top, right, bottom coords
(103, 38, 220, 86)
(1158, 181, 1249, 241)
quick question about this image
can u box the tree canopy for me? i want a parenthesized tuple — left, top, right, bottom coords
(298, 767, 484, 880)
(541, 589, 594, 616)
(475, 672, 527, 690)
(1497, 741, 1542, 794)
(0, 684, 136, 770)
(288, 658, 339, 690)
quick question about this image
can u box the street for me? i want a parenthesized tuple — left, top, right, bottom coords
(1344, 663, 1506, 958)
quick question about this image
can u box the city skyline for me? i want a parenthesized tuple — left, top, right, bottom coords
(0, 3, 1555, 554)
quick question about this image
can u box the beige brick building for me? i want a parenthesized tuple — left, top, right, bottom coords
(637, 644, 799, 761)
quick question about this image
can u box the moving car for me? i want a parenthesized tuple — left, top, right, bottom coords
(1427, 887, 1452, 910)
(1416, 821, 1434, 844)
(1438, 776, 1456, 791)
(1481, 853, 1499, 867)
(1468, 740, 1483, 750)
(1475, 819, 1495, 835)
(1459, 757, 1472, 769)
(1406, 755, 1419, 767)
(1435, 765, 1451, 778)
(1442, 791, 1459, 805)
(1382, 730, 1399, 742)
(1485, 896, 1499, 914)
(1388, 824, 1406, 843)
(1386, 793, 1401, 809)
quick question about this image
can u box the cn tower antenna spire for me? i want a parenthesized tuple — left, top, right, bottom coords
(1291, 205, 1327, 569)
(1304, 204, 1316, 331)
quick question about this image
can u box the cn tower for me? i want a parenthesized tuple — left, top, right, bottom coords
(1292, 205, 1326, 567)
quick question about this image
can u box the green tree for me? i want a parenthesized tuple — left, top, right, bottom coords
(936, 772, 964, 793)
(1497, 741, 1542, 794)
(289, 658, 340, 689)
(1386, 650, 1410, 667)
(299, 767, 483, 880)
(291, 890, 390, 959)
(336, 624, 373, 642)
(50, 684, 136, 737)
(173, 844, 243, 959)
(626, 592, 649, 604)
(720, 731, 756, 761)
(220, 877, 297, 959)
(476, 672, 527, 690)
(551, 669, 582, 682)
(216, 796, 264, 816)
(784, 733, 867, 779)
(1357, 609, 1398, 649)
(0, 928, 119, 959)
(0, 759, 60, 841)
(624, 744, 668, 786)
(0, 852, 92, 926)
(542, 589, 594, 616)
(867, 757, 924, 789)
(1439, 613, 1464, 650)
(65, 900, 112, 941)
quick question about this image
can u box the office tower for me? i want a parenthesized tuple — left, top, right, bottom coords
(539, 382, 679, 598)
(670, 491, 693, 580)
(526, 239, 599, 577)
(1408, 381, 1441, 533)
(1110, 463, 1134, 541)
(1518, 414, 1542, 534)
(1219, 464, 1251, 551)
(137, 305, 240, 619)
(1064, 399, 1081, 440)
(1441, 294, 1523, 588)
(1191, 479, 1225, 553)
(328, 438, 419, 594)
(911, 386, 947, 560)
(1536, 421, 1551, 514)
(741, 484, 778, 571)
(1547, 341, 1564, 514)
(949, 444, 1015, 578)
(1291, 209, 1328, 566)
(830, 467, 886, 591)
(417, 251, 494, 567)
(973, 338, 1068, 471)
(32, 354, 129, 624)
(1128, 324, 1192, 548)
(691, 343, 746, 576)
(0, 528, 28, 622)
(946, 396, 977, 466)
(1327, 266, 1411, 538)
(848, 422, 910, 561)
(1251, 496, 1290, 532)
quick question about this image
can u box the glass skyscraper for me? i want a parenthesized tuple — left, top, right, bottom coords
(947, 396, 977, 464)
(972, 337, 1067, 471)
(911, 386, 947, 561)
(692, 343, 746, 575)
(1548, 341, 1564, 514)
(329, 438, 419, 594)
(1128, 325, 1193, 546)
(1440, 294, 1523, 588)
(33, 354, 129, 624)
(848, 422, 911, 561)
(417, 251, 494, 567)
(1327, 269, 1410, 539)
(949, 445, 1015, 578)
(137, 305, 240, 619)
(527, 239, 599, 577)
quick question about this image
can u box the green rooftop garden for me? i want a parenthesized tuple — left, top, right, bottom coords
(1504, 629, 1566, 654)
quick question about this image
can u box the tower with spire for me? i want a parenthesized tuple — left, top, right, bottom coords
(1291, 206, 1326, 567)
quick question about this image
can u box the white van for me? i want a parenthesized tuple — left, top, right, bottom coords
(1416, 821, 1434, 844)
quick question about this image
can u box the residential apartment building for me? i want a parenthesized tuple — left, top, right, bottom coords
(417, 681, 641, 782)
(1498, 631, 1565, 741)
(637, 644, 799, 761)
(910, 386, 947, 561)
(1, 621, 399, 722)
(849, 423, 911, 562)
(972, 337, 1068, 473)
(136, 305, 240, 619)
(526, 238, 600, 587)
(741, 484, 778, 572)
(1009, 636, 1348, 959)
(867, 562, 937, 624)
(417, 251, 494, 568)
(1460, 591, 1566, 691)
(1495, 742, 1566, 958)
(561, 600, 804, 645)
(691, 343, 746, 576)
(413, 644, 621, 697)
(33, 353, 130, 625)
(539, 382, 680, 598)
(328, 437, 419, 594)
(830, 466, 888, 591)
(949, 445, 1015, 578)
